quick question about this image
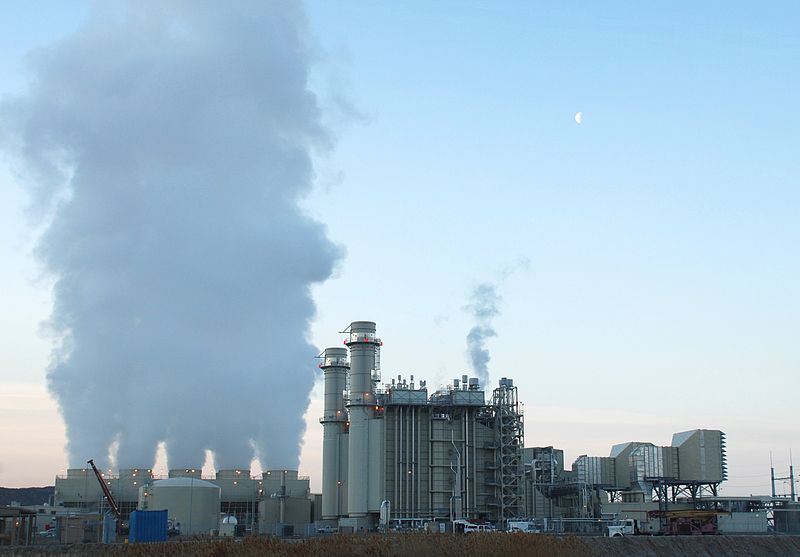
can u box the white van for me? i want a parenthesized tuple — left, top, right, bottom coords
(507, 521, 540, 533)
(453, 520, 493, 534)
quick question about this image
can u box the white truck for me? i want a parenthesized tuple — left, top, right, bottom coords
(607, 518, 637, 537)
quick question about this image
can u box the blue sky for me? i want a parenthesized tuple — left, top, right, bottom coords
(1, 1, 797, 495)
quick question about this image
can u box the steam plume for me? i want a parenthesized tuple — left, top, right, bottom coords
(464, 283, 501, 386)
(1, 1, 341, 470)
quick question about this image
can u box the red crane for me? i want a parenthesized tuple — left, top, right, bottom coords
(87, 459, 121, 521)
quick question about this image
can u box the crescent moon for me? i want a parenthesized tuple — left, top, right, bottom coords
(575, 112, 583, 124)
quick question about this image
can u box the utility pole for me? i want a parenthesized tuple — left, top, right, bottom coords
(771, 450, 796, 500)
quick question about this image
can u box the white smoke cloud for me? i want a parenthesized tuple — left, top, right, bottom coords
(464, 283, 501, 386)
(1, 1, 342, 470)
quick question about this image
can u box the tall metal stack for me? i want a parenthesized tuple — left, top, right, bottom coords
(319, 347, 349, 520)
(344, 321, 381, 518)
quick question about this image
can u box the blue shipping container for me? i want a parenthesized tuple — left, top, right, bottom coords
(129, 510, 168, 543)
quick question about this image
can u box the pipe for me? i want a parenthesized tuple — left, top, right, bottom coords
(472, 410, 477, 515)
(451, 424, 462, 521)
(411, 405, 415, 517)
(395, 406, 399, 520)
(398, 405, 403, 518)
(381, 412, 387, 519)
(335, 433, 340, 517)
(465, 411, 469, 518)
(417, 408, 421, 519)
(429, 409, 433, 517)
(405, 406, 410, 518)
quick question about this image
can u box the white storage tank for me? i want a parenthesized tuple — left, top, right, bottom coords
(140, 477, 220, 535)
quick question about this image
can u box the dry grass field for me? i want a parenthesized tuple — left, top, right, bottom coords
(2, 533, 800, 557)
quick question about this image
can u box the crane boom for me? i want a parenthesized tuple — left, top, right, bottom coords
(87, 459, 121, 520)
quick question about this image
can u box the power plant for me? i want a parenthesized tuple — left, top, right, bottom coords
(318, 321, 734, 533)
(319, 320, 525, 529)
(40, 319, 795, 539)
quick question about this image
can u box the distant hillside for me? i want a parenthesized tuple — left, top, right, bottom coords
(0, 486, 54, 507)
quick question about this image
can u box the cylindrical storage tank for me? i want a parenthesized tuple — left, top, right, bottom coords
(141, 478, 220, 535)
(320, 347, 349, 520)
(345, 321, 380, 518)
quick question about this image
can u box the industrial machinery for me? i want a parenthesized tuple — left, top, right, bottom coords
(648, 510, 730, 536)
(87, 458, 121, 535)
(88, 459, 121, 521)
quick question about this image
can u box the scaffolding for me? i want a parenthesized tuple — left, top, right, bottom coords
(492, 378, 524, 523)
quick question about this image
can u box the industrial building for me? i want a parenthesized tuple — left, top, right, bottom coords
(521, 431, 730, 533)
(53, 318, 738, 535)
(53, 467, 316, 536)
(321, 320, 733, 532)
(320, 321, 525, 530)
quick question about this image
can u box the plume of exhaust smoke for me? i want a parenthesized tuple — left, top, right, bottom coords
(463, 283, 501, 387)
(1, 1, 342, 470)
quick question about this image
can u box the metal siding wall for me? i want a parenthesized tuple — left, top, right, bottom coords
(377, 404, 503, 523)
(662, 446, 680, 479)
(473, 420, 496, 518)
(613, 446, 634, 489)
(148, 485, 220, 535)
(677, 431, 704, 481)
(54, 473, 104, 507)
(430, 419, 453, 518)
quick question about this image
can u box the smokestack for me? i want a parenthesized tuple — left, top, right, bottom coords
(320, 347, 348, 520)
(1, 1, 342, 471)
(345, 321, 379, 517)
